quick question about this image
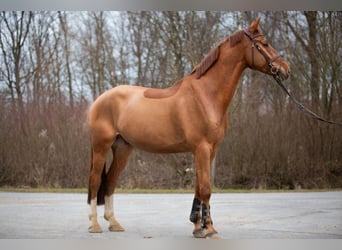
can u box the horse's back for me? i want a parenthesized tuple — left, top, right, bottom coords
(143, 80, 182, 99)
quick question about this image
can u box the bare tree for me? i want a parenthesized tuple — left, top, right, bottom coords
(78, 12, 118, 100)
(0, 11, 33, 134)
(58, 11, 74, 110)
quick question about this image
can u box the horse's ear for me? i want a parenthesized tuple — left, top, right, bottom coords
(248, 17, 261, 34)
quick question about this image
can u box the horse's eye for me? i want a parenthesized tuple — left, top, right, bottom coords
(263, 42, 269, 47)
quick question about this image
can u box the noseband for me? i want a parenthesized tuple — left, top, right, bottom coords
(243, 29, 283, 78)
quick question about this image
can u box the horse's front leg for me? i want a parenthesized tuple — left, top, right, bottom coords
(191, 143, 219, 238)
(189, 195, 202, 233)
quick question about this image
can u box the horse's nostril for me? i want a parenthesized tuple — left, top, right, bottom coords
(277, 70, 289, 81)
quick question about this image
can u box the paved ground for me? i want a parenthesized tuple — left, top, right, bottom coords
(0, 191, 341, 239)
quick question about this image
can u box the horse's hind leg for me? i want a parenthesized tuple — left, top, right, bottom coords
(88, 149, 108, 233)
(88, 127, 115, 233)
(104, 135, 133, 232)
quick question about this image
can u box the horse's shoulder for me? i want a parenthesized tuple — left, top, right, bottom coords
(143, 80, 183, 99)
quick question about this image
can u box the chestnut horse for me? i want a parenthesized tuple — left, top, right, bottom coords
(87, 18, 290, 238)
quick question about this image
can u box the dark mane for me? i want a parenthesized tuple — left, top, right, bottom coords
(191, 30, 245, 79)
(229, 30, 245, 47)
(191, 46, 220, 79)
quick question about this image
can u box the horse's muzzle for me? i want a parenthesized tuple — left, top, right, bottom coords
(272, 65, 290, 81)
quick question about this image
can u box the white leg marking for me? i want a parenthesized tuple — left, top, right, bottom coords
(104, 195, 114, 219)
(89, 198, 97, 219)
(105, 195, 114, 212)
(88, 197, 103, 233)
(104, 194, 124, 232)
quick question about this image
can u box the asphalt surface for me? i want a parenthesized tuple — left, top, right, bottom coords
(0, 191, 341, 239)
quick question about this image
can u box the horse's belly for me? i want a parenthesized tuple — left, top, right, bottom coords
(116, 102, 191, 153)
(128, 138, 191, 154)
(120, 119, 188, 152)
(119, 125, 190, 153)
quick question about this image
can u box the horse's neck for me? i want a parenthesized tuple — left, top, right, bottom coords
(193, 47, 246, 121)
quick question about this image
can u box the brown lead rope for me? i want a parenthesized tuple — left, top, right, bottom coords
(273, 76, 342, 126)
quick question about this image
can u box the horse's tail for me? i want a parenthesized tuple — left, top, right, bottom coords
(87, 146, 93, 205)
(96, 164, 107, 205)
(87, 146, 107, 205)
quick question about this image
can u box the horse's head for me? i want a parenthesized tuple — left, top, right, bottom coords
(243, 17, 290, 81)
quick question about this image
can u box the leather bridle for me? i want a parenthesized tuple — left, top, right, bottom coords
(243, 28, 283, 80)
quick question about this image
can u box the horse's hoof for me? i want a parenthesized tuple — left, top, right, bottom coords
(105, 215, 125, 232)
(193, 228, 207, 238)
(206, 232, 220, 240)
(88, 224, 103, 233)
(193, 228, 219, 239)
(108, 224, 125, 232)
